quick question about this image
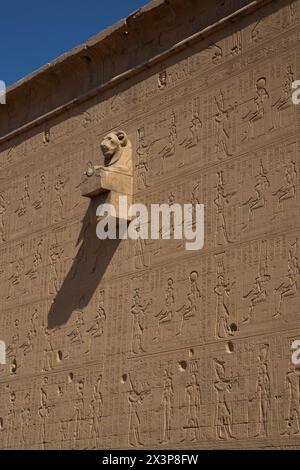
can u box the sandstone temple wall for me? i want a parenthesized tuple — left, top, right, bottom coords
(0, 0, 299, 449)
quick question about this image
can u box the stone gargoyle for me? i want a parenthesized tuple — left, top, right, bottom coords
(81, 131, 133, 217)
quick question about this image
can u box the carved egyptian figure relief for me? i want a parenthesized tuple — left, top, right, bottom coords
(15, 175, 30, 217)
(130, 289, 152, 355)
(43, 128, 50, 146)
(72, 379, 85, 449)
(214, 171, 236, 245)
(274, 239, 299, 318)
(42, 329, 54, 372)
(20, 308, 38, 360)
(67, 305, 85, 352)
(273, 160, 297, 208)
(214, 359, 236, 441)
(214, 257, 236, 338)
(53, 170, 68, 222)
(127, 373, 150, 447)
(153, 278, 175, 342)
(153, 191, 179, 256)
(6, 319, 20, 369)
(7, 243, 26, 300)
(26, 238, 43, 282)
(181, 360, 201, 443)
(136, 127, 151, 190)
(32, 174, 47, 210)
(158, 71, 167, 90)
(6, 391, 17, 449)
(241, 161, 270, 230)
(230, 30, 242, 56)
(179, 99, 202, 152)
(20, 392, 32, 449)
(176, 271, 201, 337)
(158, 112, 177, 175)
(211, 44, 223, 64)
(86, 290, 106, 355)
(251, 19, 262, 43)
(242, 77, 270, 141)
(248, 344, 271, 438)
(271, 65, 294, 130)
(282, 364, 300, 436)
(160, 369, 174, 444)
(214, 91, 237, 160)
(134, 235, 150, 270)
(38, 377, 51, 450)
(49, 244, 64, 296)
(242, 240, 271, 324)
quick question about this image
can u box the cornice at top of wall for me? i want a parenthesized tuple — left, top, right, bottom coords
(0, 0, 271, 141)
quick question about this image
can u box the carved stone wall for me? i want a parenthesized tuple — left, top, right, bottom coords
(0, 0, 299, 449)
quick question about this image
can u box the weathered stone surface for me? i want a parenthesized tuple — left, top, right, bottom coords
(0, 0, 299, 450)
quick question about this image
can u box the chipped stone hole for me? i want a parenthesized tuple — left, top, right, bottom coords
(10, 359, 17, 374)
(121, 373, 128, 384)
(230, 322, 238, 333)
(178, 360, 188, 372)
(68, 372, 74, 383)
(57, 350, 63, 362)
(0, 417, 3, 430)
(226, 341, 235, 354)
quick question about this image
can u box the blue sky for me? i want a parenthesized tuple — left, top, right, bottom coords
(0, 0, 148, 87)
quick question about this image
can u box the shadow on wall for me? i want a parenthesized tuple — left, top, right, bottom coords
(47, 197, 121, 329)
